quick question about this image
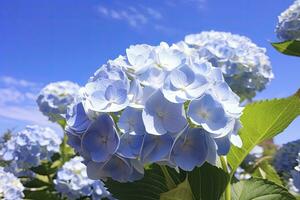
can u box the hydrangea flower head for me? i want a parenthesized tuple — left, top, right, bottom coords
(81, 63, 130, 113)
(0, 125, 62, 176)
(67, 41, 243, 182)
(54, 156, 111, 199)
(0, 167, 24, 200)
(37, 81, 80, 122)
(243, 145, 264, 166)
(276, 0, 300, 41)
(182, 31, 273, 100)
(288, 153, 300, 194)
(273, 139, 300, 180)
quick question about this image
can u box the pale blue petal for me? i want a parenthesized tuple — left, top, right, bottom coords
(205, 134, 217, 165)
(118, 107, 145, 135)
(188, 93, 233, 136)
(102, 155, 132, 182)
(118, 133, 144, 159)
(171, 128, 208, 171)
(214, 135, 231, 155)
(141, 134, 173, 163)
(81, 114, 119, 162)
(142, 109, 166, 135)
(66, 102, 91, 134)
(143, 91, 186, 135)
(127, 159, 144, 182)
(66, 131, 82, 152)
(162, 103, 187, 133)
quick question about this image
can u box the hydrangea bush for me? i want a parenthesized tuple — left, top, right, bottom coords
(289, 153, 300, 194)
(37, 81, 80, 122)
(0, 167, 24, 200)
(1, 8, 300, 198)
(0, 125, 62, 176)
(66, 41, 243, 182)
(276, 0, 300, 41)
(180, 31, 273, 100)
(273, 139, 300, 180)
(54, 156, 112, 199)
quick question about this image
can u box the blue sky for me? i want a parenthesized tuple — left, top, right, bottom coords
(0, 0, 299, 143)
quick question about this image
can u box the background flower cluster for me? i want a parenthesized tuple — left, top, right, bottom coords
(179, 31, 273, 100)
(276, 0, 300, 41)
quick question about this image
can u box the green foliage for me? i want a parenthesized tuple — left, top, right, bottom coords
(188, 162, 230, 200)
(272, 40, 300, 57)
(252, 161, 283, 186)
(57, 119, 67, 129)
(231, 178, 295, 200)
(160, 177, 194, 200)
(106, 163, 230, 200)
(31, 162, 59, 176)
(227, 91, 300, 176)
(24, 189, 61, 200)
(105, 164, 183, 200)
(23, 177, 51, 188)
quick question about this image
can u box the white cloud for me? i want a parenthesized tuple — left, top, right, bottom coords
(0, 76, 61, 134)
(166, 0, 206, 10)
(0, 105, 53, 126)
(0, 88, 25, 104)
(0, 76, 37, 87)
(97, 4, 162, 27)
(146, 7, 162, 20)
(0, 105, 62, 135)
(0, 87, 36, 105)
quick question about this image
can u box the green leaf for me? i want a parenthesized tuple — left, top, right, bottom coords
(57, 118, 66, 129)
(31, 162, 57, 176)
(272, 40, 300, 57)
(231, 178, 296, 200)
(105, 164, 185, 200)
(23, 178, 51, 188)
(227, 91, 300, 176)
(252, 161, 283, 186)
(24, 189, 61, 200)
(160, 177, 194, 200)
(188, 162, 230, 200)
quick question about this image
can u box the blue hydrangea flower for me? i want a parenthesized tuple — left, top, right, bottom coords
(37, 81, 80, 122)
(170, 128, 208, 171)
(140, 133, 174, 164)
(86, 155, 143, 183)
(276, 0, 300, 41)
(81, 114, 119, 163)
(162, 63, 209, 103)
(188, 93, 235, 137)
(183, 31, 273, 100)
(81, 62, 130, 113)
(66, 40, 243, 182)
(54, 156, 112, 200)
(273, 139, 300, 180)
(117, 107, 146, 135)
(0, 167, 24, 200)
(118, 133, 144, 159)
(66, 102, 92, 134)
(142, 91, 187, 135)
(113, 44, 154, 76)
(0, 125, 62, 176)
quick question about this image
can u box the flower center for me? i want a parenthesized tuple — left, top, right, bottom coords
(197, 110, 210, 120)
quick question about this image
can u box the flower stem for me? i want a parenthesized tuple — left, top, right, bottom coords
(61, 133, 68, 164)
(220, 156, 231, 200)
(160, 165, 177, 190)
